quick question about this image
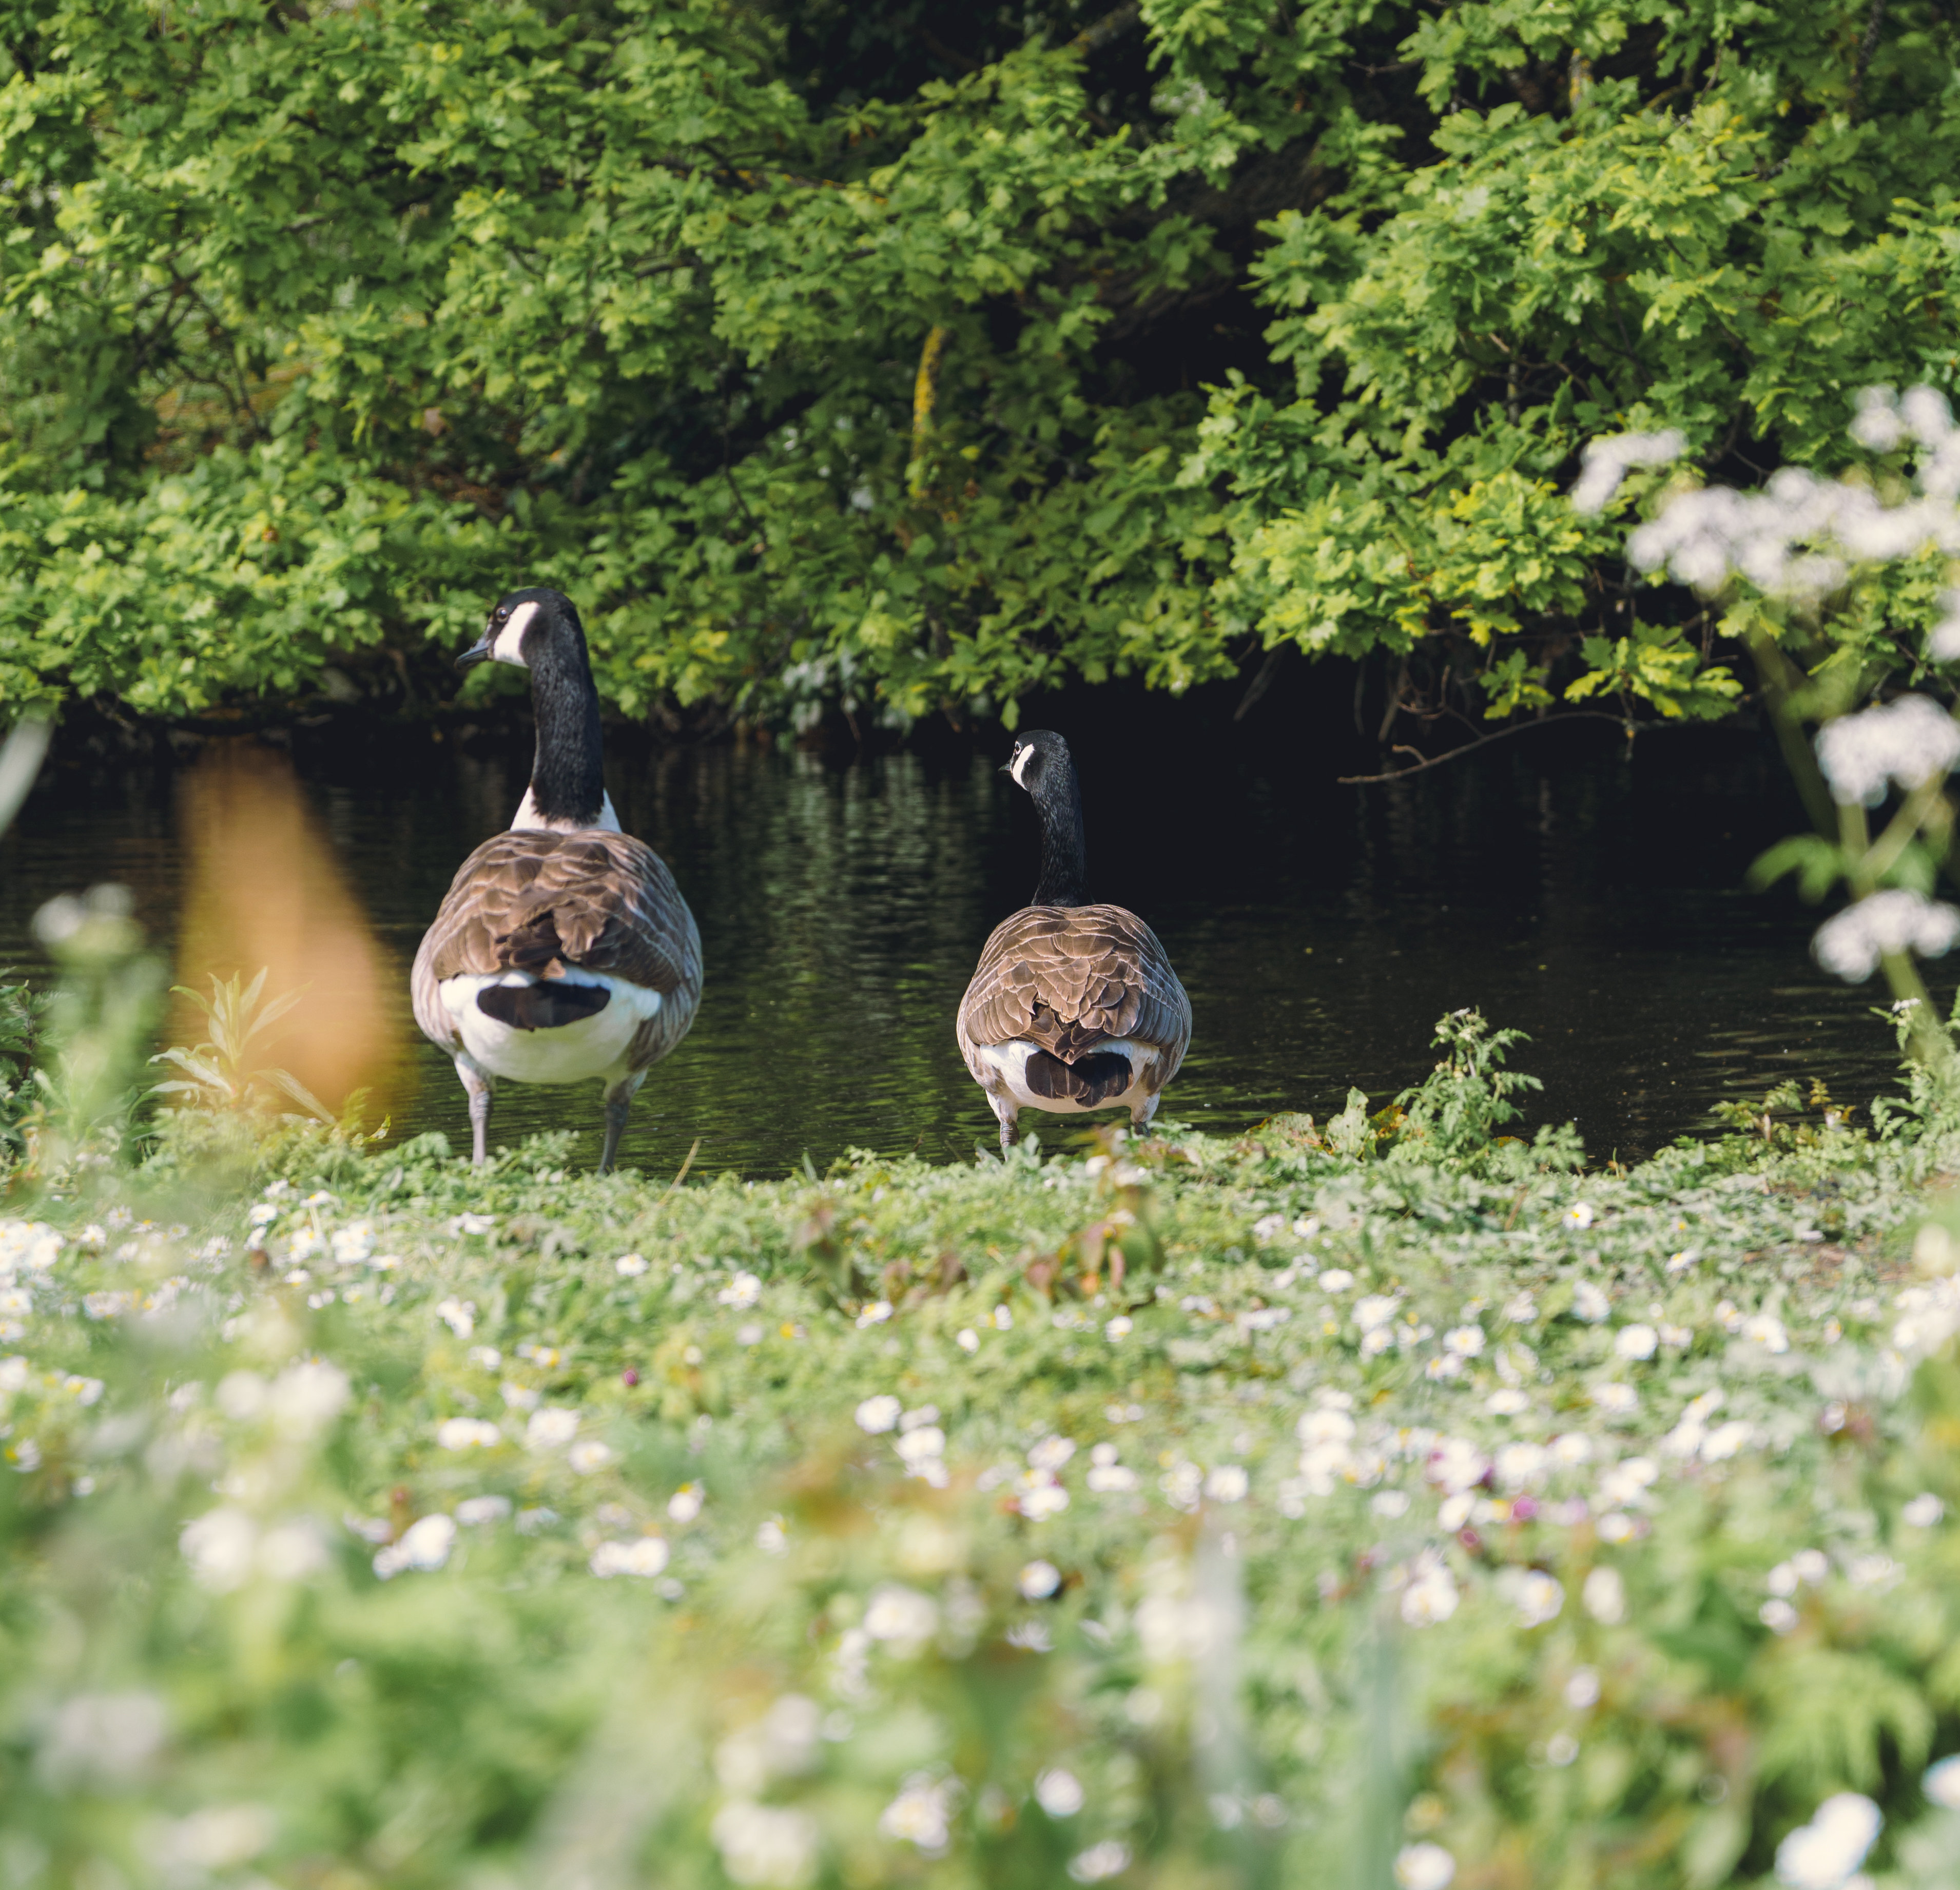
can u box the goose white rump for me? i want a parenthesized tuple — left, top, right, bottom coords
(439, 971, 665, 1086)
(969, 1037, 1166, 1118)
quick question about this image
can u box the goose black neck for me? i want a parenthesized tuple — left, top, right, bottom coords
(527, 642, 607, 826)
(1030, 761, 1089, 908)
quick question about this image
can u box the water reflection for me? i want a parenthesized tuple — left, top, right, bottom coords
(0, 725, 1914, 1175)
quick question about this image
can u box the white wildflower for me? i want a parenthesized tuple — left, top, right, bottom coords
(669, 1482, 705, 1522)
(1500, 1568, 1564, 1628)
(1019, 1559, 1061, 1600)
(1614, 1324, 1658, 1361)
(1815, 888, 1960, 982)
(855, 1395, 901, 1434)
(180, 1509, 260, 1593)
(855, 1300, 892, 1328)
(447, 1213, 496, 1237)
(1582, 1566, 1627, 1625)
(1104, 1315, 1133, 1340)
(1317, 1268, 1354, 1293)
(717, 1271, 763, 1309)
(525, 1406, 579, 1450)
(1035, 1768, 1085, 1817)
(1903, 1492, 1945, 1527)
(1205, 1464, 1249, 1503)
(1443, 1324, 1485, 1357)
(568, 1440, 615, 1474)
(615, 1253, 649, 1277)
(864, 1583, 939, 1651)
(709, 1801, 820, 1887)
(1569, 429, 1686, 515)
(1925, 1754, 1960, 1809)
(267, 1361, 349, 1437)
(1393, 1841, 1458, 1890)
(435, 1297, 475, 1338)
(1069, 1842, 1133, 1883)
(436, 1417, 502, 1451)
(1761, 1598, 1801, 1635)
(1399, 1553, 1459, 1627)
(1775, 1792, 1881, 1890)
(1028, 1435, 1076, 1474)
(880, 1775, 959, 1855)
(1592, 1383, 1639, 1417)
(1486, 1388, 1530, 1416)
(1021, 1482, 1070, 1520)
(1572, 1282, 1610, 1323)
(456, 1495, 511, 1525)
(1816, 696, 1960, 806)
(590, 1536, 671, 1579)
(1354, 1294, 1400, 1332)
(957, 1328, 979, 1353)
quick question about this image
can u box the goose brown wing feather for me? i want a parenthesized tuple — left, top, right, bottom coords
(958, 903, 1190, 1076)
(411, 831, 702, 1064)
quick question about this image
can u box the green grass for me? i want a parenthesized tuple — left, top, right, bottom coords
(6, 1025, 1960, 1889)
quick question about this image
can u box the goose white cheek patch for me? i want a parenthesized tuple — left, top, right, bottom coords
(1009, 746, 1033, 786)
(491, 599, 541, 667)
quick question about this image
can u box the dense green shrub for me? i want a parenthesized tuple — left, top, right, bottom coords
(1, 0, 1954, 729)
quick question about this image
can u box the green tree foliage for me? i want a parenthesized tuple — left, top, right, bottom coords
(0, 0, 1953, 732)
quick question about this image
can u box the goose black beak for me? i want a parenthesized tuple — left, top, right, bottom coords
(456, 635, 494, 671)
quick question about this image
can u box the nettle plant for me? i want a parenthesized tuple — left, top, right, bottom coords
(1580, 388, 1960, 1074)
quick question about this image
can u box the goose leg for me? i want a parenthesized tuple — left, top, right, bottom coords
(458, 1060, 495, 1167)
(1131, 1092, 1162, 1139)
(991, 1094, 1020, 1158)
(599, 1071, 647, 1176)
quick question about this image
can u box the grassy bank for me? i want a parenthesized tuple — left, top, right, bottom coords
(6, 1018, 1960, 1889)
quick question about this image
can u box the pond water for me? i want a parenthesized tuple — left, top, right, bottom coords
(0, 712, 1918, 1177)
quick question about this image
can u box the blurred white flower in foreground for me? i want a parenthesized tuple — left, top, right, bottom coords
(1583, 1566, 1627, 1625)
(1775, 1791, 1880, 1890)
(855, 1395, 901, 1434)
(1817, 696, 1960, 806)
(1814, 889, 1960, 983)
(568, 1440, 615, 1474)
(1573, 1282, 1610, 1323)
(1903, 1492, 1945, 1527)
(1068, 1841, 1133, 1883)
(1614, 1323, 1658, 1361)
(268, 1360, 350, 1437)
(880, 1774, 959, 1854)
(1500, 1568, 1564, 1628)
(864, 1584, 939, 1652)
(37, 1691, 167, 1786)
(710, 1801, 820, 1887)
(1398, 1552, 1460, 1627)
(590, 1535, 670, 1578)
(1394, 1841, 1458, 1890)
(525, 1406, 579, 1450)
(717, 1270, 763, 1308)
(1020, 1559, 1061, 1600)
(437, 1417, 502, 1451)
(144, 1804, 277, 1874)
(374, 1512, 457, 1579)
(1035, 1767, 1085, 1817)
(1925, 1753, 1960, 1809)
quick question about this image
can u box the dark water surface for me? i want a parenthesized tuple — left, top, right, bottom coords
(0, 717, 1918, 1175)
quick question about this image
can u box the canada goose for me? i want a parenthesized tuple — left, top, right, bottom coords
(957, 729, 1191, 1152)
(410, 587, 702, 1173)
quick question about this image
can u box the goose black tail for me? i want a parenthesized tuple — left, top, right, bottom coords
(1024, 1048, 1133, 1106)
(476, 981, 612, 1032)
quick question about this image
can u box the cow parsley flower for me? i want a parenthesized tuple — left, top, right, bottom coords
(1814, 889, 1960, 982)
(1816, 695, 1960, 806)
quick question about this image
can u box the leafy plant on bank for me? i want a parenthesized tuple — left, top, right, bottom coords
(150, 971, 337, 1125)
(1, 0, 1956, 739)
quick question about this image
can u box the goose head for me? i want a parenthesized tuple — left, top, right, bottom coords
(1002, 728, 1072, 793)
(457, 587, 586, 673)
